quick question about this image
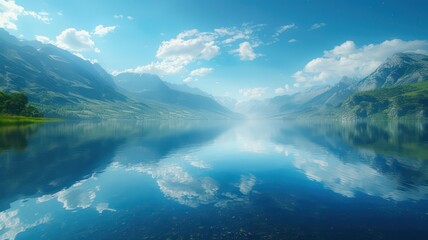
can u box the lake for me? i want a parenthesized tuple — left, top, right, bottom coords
(1, 120, 428, 240)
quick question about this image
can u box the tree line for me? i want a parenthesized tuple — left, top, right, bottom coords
(0, 91, 43, 117)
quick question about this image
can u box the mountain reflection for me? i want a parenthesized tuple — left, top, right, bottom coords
(273, 121, 428, 201)
(1, 120, 427, 240)
(0, 121, 231, 212)
(0, 125, 38, 153)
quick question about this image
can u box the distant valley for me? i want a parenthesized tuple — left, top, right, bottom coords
(0, 29, 427, 120)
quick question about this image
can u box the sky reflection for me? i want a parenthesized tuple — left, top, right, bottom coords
(1, 120, 427, 239)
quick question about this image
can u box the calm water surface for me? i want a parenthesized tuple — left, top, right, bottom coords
(0, 120, 428, 240)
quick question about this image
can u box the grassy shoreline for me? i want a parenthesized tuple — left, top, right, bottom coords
(0, 115, 62, 125)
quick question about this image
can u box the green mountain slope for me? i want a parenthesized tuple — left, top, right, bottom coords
(0, 30, 237, 119)
(270, 53, 428, 120)
(341, 81, 428, 120)
(0, 29, 152, 119)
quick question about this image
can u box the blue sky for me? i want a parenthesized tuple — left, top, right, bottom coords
(1, 0, 428, 100)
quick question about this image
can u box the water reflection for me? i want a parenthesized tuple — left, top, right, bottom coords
(0, 125, 38, 153)
(0, 120, 427, 239)
(274, 121, 428, 201)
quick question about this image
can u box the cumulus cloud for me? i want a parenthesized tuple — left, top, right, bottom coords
(93, 24, 116, 37)
(115, 24, 265, 75)
(0, 0, 51, 30)
(190, 67, 213, 76)
(310, 22, 326, 30)
(55, 28, 95, 52)
(273, 23, 296, 38)
(239, 87, 267, 98)
(294, 39, 428, 85)
(231, 41, 258, 61)
(156, 29, 219, 60)
(35, 33, 98, 63)
(116, 29, 220, 75)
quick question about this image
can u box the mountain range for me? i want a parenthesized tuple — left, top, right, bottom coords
(262, 53, 428, 120)
(0, 28, 426, 120)
(0, 29, 238, 119)
(113, 73, 234, 117)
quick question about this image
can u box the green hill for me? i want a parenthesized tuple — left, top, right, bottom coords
(342, 81, 428, 120)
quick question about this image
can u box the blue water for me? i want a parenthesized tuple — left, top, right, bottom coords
(1, 120, 427, 239)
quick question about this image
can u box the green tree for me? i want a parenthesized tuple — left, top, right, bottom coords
(0, 91, 43, 117)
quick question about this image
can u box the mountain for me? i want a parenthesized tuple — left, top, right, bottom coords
(0, 29, 150, 118)
(270, 53, 428, 119)
(341, 53, 428, 119)
(354, 53, 428, 91)
(267, 85, 333, 118)
(0, 30, 237, 119)
(304, 77, 357, 108)
(165, 82, 211, 97)
(113, 73, 238, 118)
(341, 81, 428, 120)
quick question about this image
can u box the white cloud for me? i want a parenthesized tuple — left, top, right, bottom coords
(0, 0, 51, 30)
(275, 84, 291, 95)
(73, 52, 98, 64)
(231, 41, 258, 61)
(116, 58, 189, 76)
(239, 87, 267, 98)
(127, 16, 133, 20)
(294, 39, 428, 85)
(116, 29, 219, 76)
(35, 35, 52, 44)
(182, 77, 196, 83)
(55, 28, 95, 52)
(113, 14, 123, 19)
(273, 23, 296, 37)
(23, 10, 51, 24)
(116, 24, 265, 75)
(36, 32, 99, 62)
(190, 67, 213, 76)
(215, 24, 263, 45)
(310, 22, 326, 30)
(156, 29, 219, 61)
(288, 38, 297, 43)
(93, 25, 116, 37)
